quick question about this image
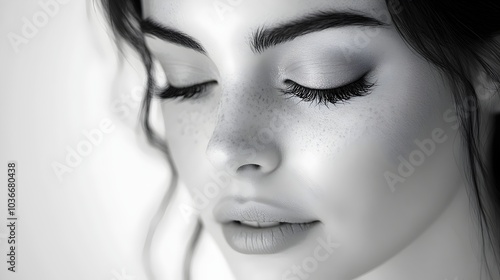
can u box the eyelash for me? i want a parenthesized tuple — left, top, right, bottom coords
(156, 74, 374, 106)
(280, 74, 374, 107)
(156, 81, 216, 100)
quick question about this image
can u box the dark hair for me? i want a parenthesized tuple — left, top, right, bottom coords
(386, 2, 500, 279)
(95, 0, 500, 279)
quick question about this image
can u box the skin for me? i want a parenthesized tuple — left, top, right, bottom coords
(142, 0, 498, 279)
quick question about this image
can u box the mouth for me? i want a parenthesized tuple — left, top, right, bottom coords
(222, 220, 320, 254)
(214, 198, 320, 254)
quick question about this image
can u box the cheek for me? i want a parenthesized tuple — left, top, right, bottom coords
(161, 98, 218, 190)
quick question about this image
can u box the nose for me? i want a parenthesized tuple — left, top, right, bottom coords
(205, 87, 282, 179)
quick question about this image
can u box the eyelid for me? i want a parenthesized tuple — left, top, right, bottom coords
(283, 79, 327, 91)
(162, 66, 216, 86)
(283, 73, 365, 90)
(168, 80, 217, 89)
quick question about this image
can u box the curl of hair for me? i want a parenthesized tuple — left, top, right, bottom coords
(95, 0, 202, 279)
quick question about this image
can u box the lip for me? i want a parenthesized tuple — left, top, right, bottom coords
(214, 197, 320, 254)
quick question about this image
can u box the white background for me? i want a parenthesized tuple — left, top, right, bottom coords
(0, 1, 234, 279)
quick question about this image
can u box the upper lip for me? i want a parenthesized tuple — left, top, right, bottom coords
(213, 195, 318, 224)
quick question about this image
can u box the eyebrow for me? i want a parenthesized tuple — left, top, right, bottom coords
(141, 18, 207, 54)
(251, 11, 387, 53)
(141, 11, 387, 55)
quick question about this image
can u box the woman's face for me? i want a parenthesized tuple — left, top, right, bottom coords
(144, 0, 464, 278)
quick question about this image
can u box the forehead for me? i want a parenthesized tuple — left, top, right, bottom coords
(142, 0, 388, 38)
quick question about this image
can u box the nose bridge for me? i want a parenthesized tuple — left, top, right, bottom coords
(205, 74, 282, 177)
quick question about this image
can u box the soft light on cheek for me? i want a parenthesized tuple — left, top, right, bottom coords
(297, 151, 323, 178)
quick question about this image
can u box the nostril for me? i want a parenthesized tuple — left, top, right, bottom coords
(236, 164, 261, 174)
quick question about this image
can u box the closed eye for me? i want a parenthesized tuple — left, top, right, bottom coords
(156, 81, 217, 100)
(155, 74, 374, 107)
(280, 73, 375, 107)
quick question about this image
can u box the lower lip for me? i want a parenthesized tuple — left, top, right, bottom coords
(221, 221, 319, 254)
